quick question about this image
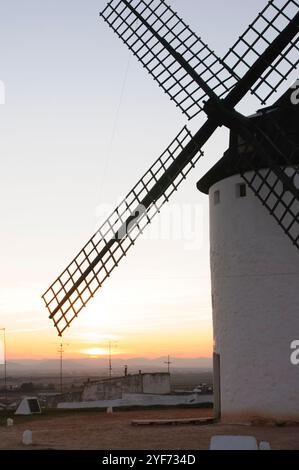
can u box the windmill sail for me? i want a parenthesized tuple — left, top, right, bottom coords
(223, 0, 299, 104)
(42, 126, 206, 335)
(241, 164, 298, 248)
(233, 110, 299, 248)
(101, 0, 299, 117)
(43, 0, 299, 335)
(100, 0, 237, 120)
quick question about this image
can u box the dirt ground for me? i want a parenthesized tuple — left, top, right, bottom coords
(1, 408, 299, 450)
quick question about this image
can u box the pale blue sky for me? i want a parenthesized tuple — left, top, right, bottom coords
(0, 0, 294, 358)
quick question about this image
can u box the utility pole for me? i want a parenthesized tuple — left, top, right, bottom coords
(107, 340, 117, 379)
(164, 355, 172, 374)
(0, 328, 7, 404)
(58, 343, 69, 394)
(108, 341, 112, 379)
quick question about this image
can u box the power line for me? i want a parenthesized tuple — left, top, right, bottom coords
(98, 53, 131, 201)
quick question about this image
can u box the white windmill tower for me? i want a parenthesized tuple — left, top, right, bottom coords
(197, 86, 299, 422)
(42, 0, 299, 423)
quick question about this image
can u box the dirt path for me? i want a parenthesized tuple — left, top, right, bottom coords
(0, 408, 298, 450)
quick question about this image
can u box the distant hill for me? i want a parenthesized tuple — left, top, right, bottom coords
(0, 356, 212, 377)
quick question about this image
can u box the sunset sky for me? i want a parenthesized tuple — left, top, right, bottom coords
(0, 0, 292, 362)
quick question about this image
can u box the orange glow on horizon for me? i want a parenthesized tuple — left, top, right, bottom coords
(3, 280, 213, 361)
(80, 347, 113, 357)
(3, 326, 213, 361)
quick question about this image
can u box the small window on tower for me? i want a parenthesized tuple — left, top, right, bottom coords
(214, 190, 220, 205)
(236, 183, 247, 198)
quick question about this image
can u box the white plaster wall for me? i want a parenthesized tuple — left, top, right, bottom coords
(209, 170, 299, 422)
(82, 373, 170, 401)
(82, 383, 98, 401)
(58, 394, 213, 409)
(142, 373, 171, 394)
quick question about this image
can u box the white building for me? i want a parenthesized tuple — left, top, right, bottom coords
(82, 372, 171, 401)
(197, 89, 299, 423)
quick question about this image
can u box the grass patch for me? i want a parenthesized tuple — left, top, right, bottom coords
(0, 402, 213, 426)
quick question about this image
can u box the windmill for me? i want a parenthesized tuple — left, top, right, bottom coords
(42, 0, 299, 421)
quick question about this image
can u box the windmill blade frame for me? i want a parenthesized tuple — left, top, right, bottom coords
(42, 125, 208, 336)
(100, 0, 238, 120)
(204, 100, 299, 247)
(43, 0, 299, 335)
(239, 157, 299, 248)
(101, 0, 299, 118)
(223, 0, 299, 105)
